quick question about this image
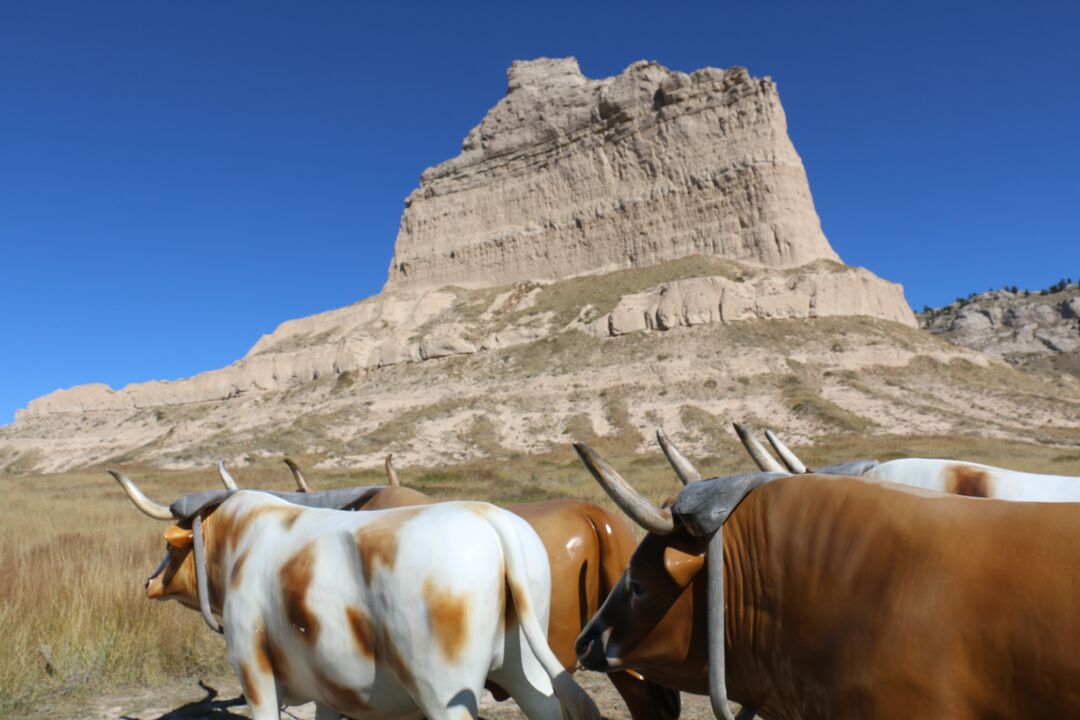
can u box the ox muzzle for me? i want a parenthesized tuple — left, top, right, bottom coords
(575, 624, 615, 672)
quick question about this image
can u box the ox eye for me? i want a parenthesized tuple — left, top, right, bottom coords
(628, 580, 644, 597)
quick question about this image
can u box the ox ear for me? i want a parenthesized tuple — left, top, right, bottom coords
(672, 470, 787, 536)
(164, 526, 194, 550)
(663, 545, 705, 587)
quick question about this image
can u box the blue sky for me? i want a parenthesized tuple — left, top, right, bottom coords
(2, 1, 1077, 424)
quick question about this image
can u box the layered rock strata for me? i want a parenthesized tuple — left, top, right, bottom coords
(19, 260, 915, 419)
(387, 57, 839, 289)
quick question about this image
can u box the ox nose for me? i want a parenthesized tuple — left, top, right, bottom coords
(575, 636, 609, 672)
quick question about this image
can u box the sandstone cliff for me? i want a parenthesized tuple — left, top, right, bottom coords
(9, 58, 1070, 477)
(387, 58, 838, 289)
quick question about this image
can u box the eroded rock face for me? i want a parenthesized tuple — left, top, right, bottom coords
(921, 286, 1080, 368)
(387, 57, 839, 289)
(600, 263, 915, 336)
(3, 57, 939, 474)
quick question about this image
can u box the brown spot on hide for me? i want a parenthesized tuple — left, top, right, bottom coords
(423, 578, 469, 661)
(230, 549, 250, 590)
(240, 661, 260, 707)
(945, 465, 991, 498)
(229, 506, 303, 550)
(499, 576, 510, 627)
(508, 578, 529, 616)
(279, 543, 320, 644)
(315, 668, 371, 714)
(254, 626, 289, 679)
(354, 508, 424, 584)
(346, 606, 376, 657)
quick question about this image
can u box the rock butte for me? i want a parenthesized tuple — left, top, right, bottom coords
(387, 57, 840, 289)
(13, 58, 1069, 475)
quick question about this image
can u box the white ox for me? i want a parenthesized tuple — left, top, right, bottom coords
(112, 473, 599, 720)
(734, 423, 1080, 501)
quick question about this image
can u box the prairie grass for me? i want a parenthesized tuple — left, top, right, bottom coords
(4, 434, 1080, 716)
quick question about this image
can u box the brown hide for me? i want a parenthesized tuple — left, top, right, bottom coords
(354, 486, 678, 720)
(585, 474, 1080, 719)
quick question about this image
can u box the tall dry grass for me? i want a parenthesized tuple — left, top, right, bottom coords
(2, 434, 1079, 715)
(0, 469, 233, 714)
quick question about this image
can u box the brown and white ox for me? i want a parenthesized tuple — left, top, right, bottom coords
(252, 454, 680, 720)
(572, 441, 1080, 720)
(736, 423, 1080, 501)
(112, 472, 600, 720)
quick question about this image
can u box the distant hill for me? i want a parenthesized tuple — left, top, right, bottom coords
(919, 279, 1079, 377)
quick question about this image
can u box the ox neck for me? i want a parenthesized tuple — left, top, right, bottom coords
(720, 488, 809, 720)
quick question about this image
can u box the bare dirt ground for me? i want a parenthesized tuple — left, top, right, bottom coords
(59, 672, 720, 720)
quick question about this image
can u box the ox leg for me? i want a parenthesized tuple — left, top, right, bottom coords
(225, 624, 280, 720)
(230, 656, 280, 720)
(608, 670, 681, 720)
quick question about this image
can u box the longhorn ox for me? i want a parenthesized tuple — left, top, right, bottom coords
(218, 455, 680, 720)
(735, 423, 1080, 501)
(112, 471, 601, 720)
(572, 437, 1080, 719)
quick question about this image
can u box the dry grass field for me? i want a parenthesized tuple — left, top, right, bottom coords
(3, 433, 1080, 718)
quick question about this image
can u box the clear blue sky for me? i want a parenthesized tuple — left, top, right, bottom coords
(2, 1, 1077, 424)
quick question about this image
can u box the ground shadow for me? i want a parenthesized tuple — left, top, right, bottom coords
(121, 680, 247, 719)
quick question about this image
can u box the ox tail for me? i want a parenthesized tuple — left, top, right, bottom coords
(481, 508, 602, 720)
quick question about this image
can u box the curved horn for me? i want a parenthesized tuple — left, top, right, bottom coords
(656, 427, 703, 485)
(217, 461, 240, 491)
(732, 423, 785, 473)
(573, 443, 674, 535)
(108, 470, 173, 521)
(765, 429, 808, 474)
(384, 453, 400, 486)
(282, 458, 311, 492)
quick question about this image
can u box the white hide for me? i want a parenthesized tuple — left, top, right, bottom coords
(865, 458, 1080, 502)
(215, 491, 597, 720)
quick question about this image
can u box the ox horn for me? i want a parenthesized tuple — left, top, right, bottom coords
(109, 470, 174, 521)
(656, 427, 703, 485)
(282, 458, 311, 492)
(764, 429, 808, 474)
(732, 423, 785, 473)
(573, 443, 674, 535)
(384, 453, 400, 486)
(217, 461, 240, 491)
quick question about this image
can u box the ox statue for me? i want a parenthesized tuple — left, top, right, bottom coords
(572, 438, 1080, 720)
(250, 455, 680, 720)
(735, 422, 1080, 501)
(111, 471, 600, 720)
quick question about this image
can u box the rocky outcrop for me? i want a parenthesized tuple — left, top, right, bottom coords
(18, 259, 915, 421)
(596, 263, 915, 336)
(387, 58, 839, 289)
(921, 284, 1080, 372)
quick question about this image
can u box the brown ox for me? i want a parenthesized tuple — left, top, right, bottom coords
(258, 455, 681, 720)
(573, 442, 1080, 720)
